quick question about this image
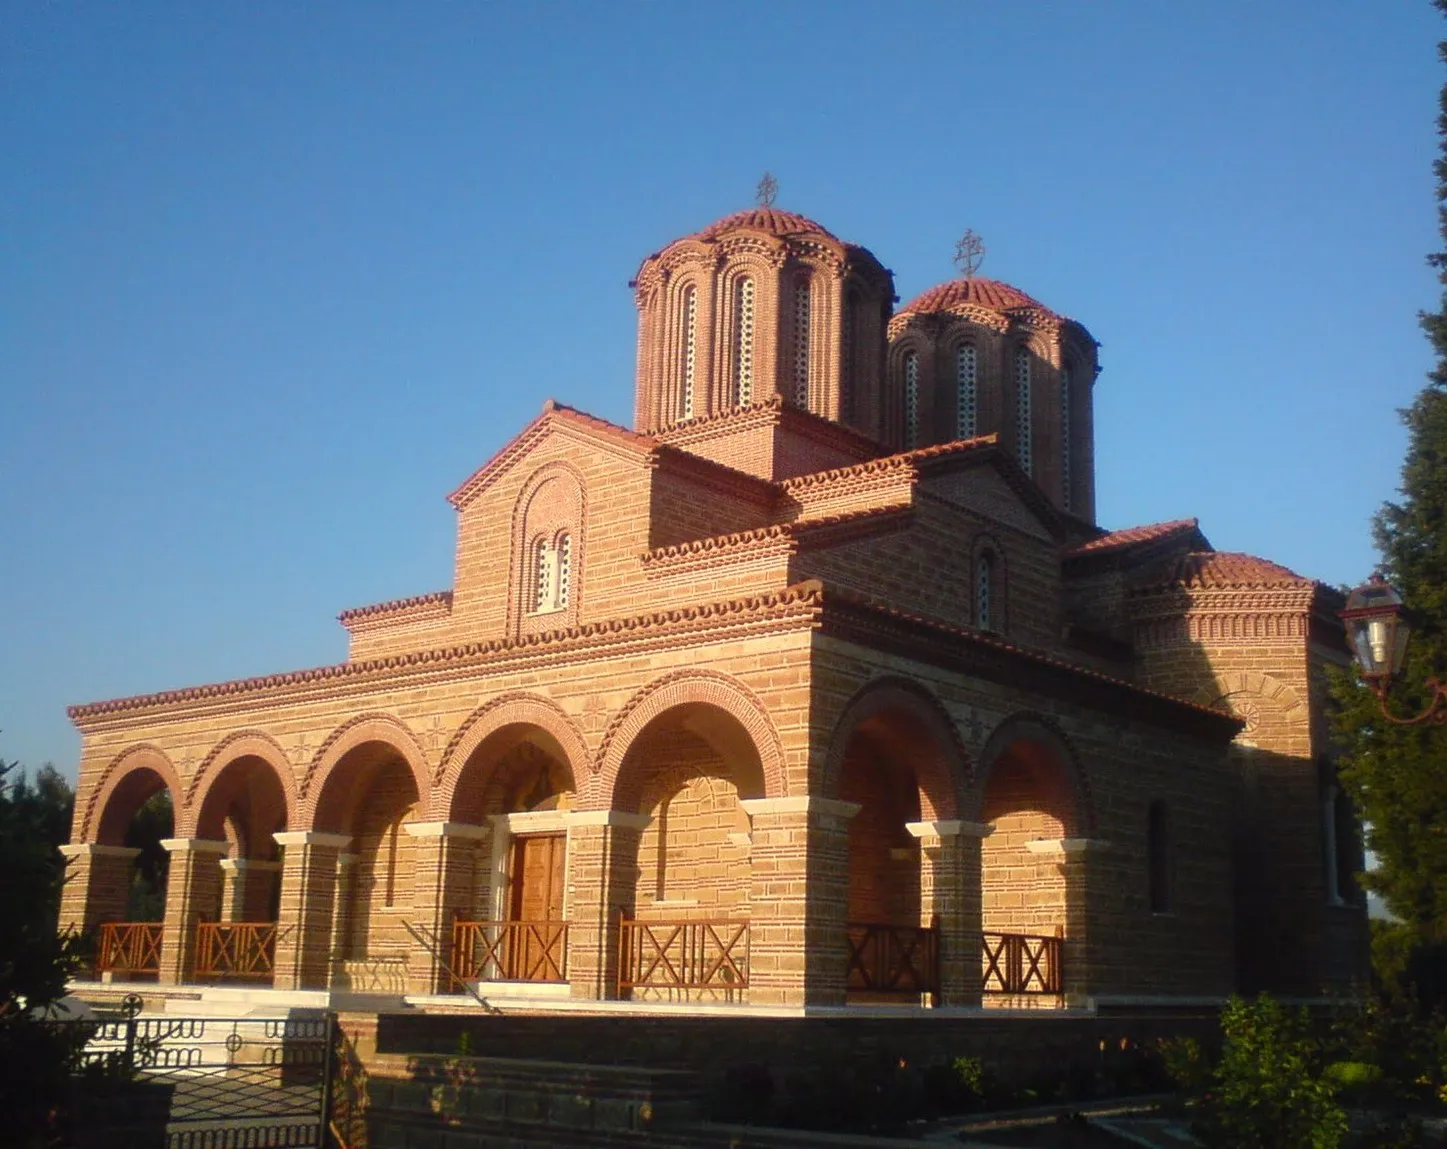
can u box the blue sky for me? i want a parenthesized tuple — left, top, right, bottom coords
(1, 2, 1442, 775)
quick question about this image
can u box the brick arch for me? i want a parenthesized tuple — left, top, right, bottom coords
(967, 712, 1095, 836)
(299, 713, 432, 828)
(820, 676, 970, 821)
(436, 692, 588, 802)
(1192, 670, 1306, 719)
(81, 743, 185, 843)
(593, 670, 787, 813)
(508, 459, 587, 637)
(186, 729, 296, 813)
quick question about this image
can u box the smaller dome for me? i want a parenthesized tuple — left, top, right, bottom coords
(692, 208, 838, 243)
(897, 277, 1062, 322)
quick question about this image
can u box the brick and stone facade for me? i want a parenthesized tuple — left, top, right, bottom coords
(62, 206, 1367, 1010)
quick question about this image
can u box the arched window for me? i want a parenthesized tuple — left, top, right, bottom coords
(904, 351, 920, 448)
(732, 277, 755, 406)
(976, 551, 994, 631)
(1148, 800, 1171, 913)
(384, 815, 402, 908)
(555, 532, 572, 609)
(841, 289, 858, 422)
(956, 344, 977, 439)
(680, 286, 698, 420)
(791, 274, 811, 409)
(533, 536, 553, 613)
(1060, 362, 1072, 511)
(1014, 346, 1033, 475)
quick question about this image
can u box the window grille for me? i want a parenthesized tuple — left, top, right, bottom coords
(904, 352, 920, 448)
(533, 537, 552, 613)
(733, 277, 755, 406)
(681, 286, 697, 420)
(556, 533, 572, 608)
(957, 344, 977, 439)
(1014, 347, 1032, 476)
(792, 275, 811, 408)
(977, 552, 993, 631)
(1060, 363, 1072, 511)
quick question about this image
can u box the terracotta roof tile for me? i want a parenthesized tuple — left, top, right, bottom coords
(692, 208, 836, 242)
(897, 277, 1064, 322)
(1064, 518, 1200, 557)
(1151, 551, 1314, 590)
(338, 591, 452, 626)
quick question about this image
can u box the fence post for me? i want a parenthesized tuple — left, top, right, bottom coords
(318, 1013, 338, 1148)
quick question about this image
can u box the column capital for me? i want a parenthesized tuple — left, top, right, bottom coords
(564, 810, 651, 830)
(906, 819, 994, 840)
(740, 796, 860, 820)
(402, 821, 492, 841)
(160, 837, 229, 856)
(58, 843, 141, 860)
(273, 831, 352, 850)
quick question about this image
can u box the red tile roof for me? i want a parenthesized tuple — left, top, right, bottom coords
(338, 591, 452, 626)
(1151, 551, 1314, 590)
(897, 277, 1063, 321)
(1064, 518, 1200, 557)
(692, 208, 837, 243)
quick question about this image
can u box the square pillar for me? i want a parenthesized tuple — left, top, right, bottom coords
(1036, 837, 1110, 1005)
(564, 811, 647, 1000)
(57, 844, 140, 937)
(157, 838, 227, 985)
(217, 858, 282, 922)
(272, 831, 351, 991)
(908, 819, 990, 1007)
(402, 822, 491, 995)
(329, 854, 359, 982)
(741, 797, 858, 1008)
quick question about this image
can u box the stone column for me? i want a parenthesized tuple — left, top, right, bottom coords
(157, 838, 227, 985)
(741, 797, 859, 1008)
(564, 811, 647, 1000)
(1045, 837, 1110, 1006)
(272, 831, 351, 991)
(217, 858, 283, 922)
(908, 819, 990, 1008)
(402, 822, 491, 996)
(57, 844, 140, 937)
(328, 854, 359, 985)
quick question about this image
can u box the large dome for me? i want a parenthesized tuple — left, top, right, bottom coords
(896, 277, 1064, 322)
(690, 208, 838, 243)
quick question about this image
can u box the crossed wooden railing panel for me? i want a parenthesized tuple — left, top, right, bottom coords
(451, 920, 569, 984)
(96, 922, 163, 977)
(618, 918, 750, 994)
(846, 921, 940, 996)
(981, 930, 1063, 995)
(195, 921, 279, 981)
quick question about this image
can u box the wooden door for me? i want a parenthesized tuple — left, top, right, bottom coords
(507, 834, 566, 980)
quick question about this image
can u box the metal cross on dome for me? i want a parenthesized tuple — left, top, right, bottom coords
(756, 172, 779, 208)
(954, 229, 986, 278)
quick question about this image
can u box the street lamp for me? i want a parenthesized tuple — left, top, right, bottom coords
(1341, 574, 1447, 725)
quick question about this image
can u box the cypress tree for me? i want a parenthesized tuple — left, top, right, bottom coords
(1331, 0, 1447, 1001)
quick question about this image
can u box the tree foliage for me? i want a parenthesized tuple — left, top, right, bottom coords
(1331, 0, 1447, 1004)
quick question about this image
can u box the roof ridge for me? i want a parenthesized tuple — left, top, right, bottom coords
(1063, 517, 1200, 558)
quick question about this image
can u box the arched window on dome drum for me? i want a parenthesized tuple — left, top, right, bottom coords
(976, 552, 994, 631)
(680, 286, 698, 421)
(1060, 362, 1072, 512)
(904, 352, 920, 449)
(1148, 800, 1171, 913)
(791, 274, 811, 409)
(732, 277, 756, 406)
(956, 344, 977, 439)
(1014, 346, 1033, 476)
(841, 289, 859, 423)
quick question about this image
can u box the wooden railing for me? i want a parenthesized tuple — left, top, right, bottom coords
(981, 930, 1063, 996)
(194, 921, 278, 981)
(846, 921, 940, 996)
(451, 920, 569, 984)
(96, 922, 163, 978)
(618, 918, 750, 995)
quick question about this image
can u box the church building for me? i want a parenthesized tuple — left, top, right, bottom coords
(61, 203, 1367, 1012)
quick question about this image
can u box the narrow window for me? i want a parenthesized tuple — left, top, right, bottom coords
(555, 532, 572, 609)
(956, 344, 977, 439)
(681, 286, 698, 420)
(841, 289, 858, 422)
(732, 277, 755, 406)
(1014, 346, 1033, 476)
(904, 352, 920, 448)
(976, 552, 993, 631)
(384, 817, 401, 908)
(533, 537, 553, 612)
(1148, 800, 1171, 913)
(792, 274, 811, 409)
(1060, 362, 1072, 512)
